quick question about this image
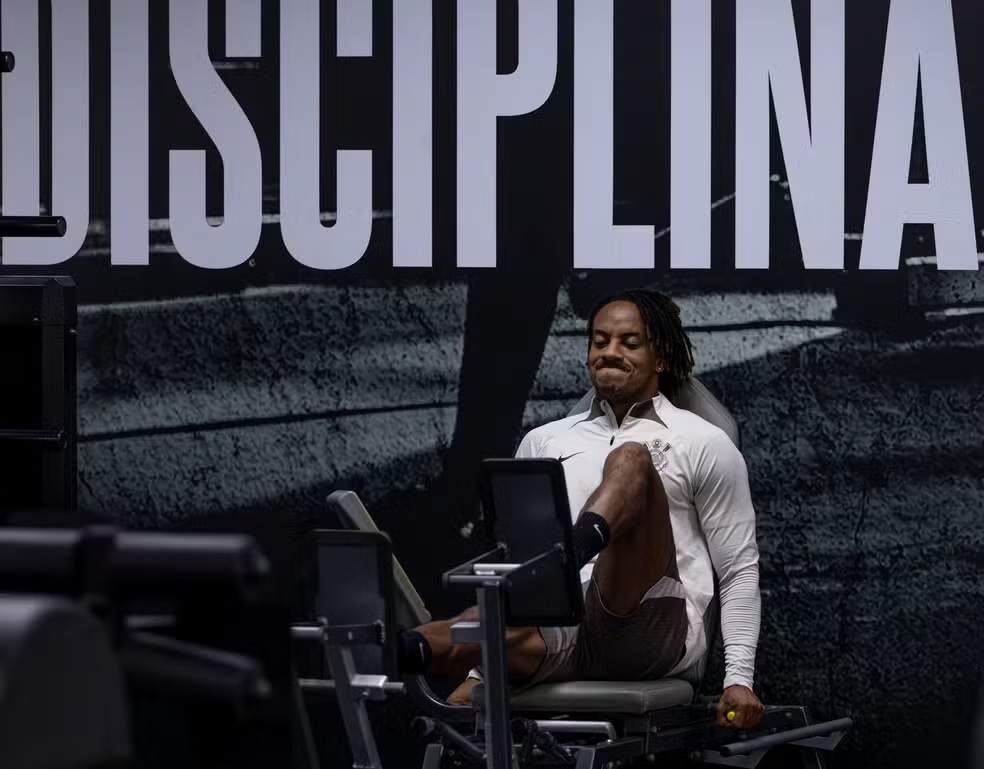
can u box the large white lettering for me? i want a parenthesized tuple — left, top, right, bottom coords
(110, 0, 149, 265)
(1, 3, 978, 274)
(2, 0, 88, 265)
(735, 0, 845, 269)
(280, 0, 373, 270)
(1, 0, 41, 258)
(393, 0, 433, 267)
(573, 0, 652, 269)
(456, 0, 558, 268)
(169, 0, 262, 270)
(670, 0, 712, 269)
(860, 0, 977, 270)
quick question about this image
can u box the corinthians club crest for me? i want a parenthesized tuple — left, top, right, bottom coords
(645, 438, 672, 472)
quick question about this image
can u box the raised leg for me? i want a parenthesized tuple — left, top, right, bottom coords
(413, 441, 674, 679)
(580, 441, 676, 616)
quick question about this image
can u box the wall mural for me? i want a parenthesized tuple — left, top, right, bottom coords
(1, 2, 982, 767)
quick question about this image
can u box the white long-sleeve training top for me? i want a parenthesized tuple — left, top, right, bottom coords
(508, 392, 761, 690)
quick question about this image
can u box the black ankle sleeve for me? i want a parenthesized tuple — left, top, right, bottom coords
(571, 511, 611, 569)
(397, 629, 432, 675)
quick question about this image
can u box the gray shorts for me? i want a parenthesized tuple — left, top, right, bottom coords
(523, 573, 689, 688)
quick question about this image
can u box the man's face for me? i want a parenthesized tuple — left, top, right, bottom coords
(587, 301, 662, 405)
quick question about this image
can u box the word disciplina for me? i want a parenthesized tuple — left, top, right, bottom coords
(0, 0, 979, 271)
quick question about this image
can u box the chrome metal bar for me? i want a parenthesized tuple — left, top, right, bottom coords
(293, 620, 383, 646)
(472, 563, 520, 575)
(442, 547, 505, 589)
(533, 720, 617, 741)
(298, 677, 404, 696)
(325, 644, 383, 769)
(291, 625, 324, 642)
(450, 620, 483, 645)
(477, 583, 519, 769)
(719, 718, 853, 757)
(0, 216, 66, 237)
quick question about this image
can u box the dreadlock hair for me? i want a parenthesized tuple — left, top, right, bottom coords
(586, 288, 695, 400)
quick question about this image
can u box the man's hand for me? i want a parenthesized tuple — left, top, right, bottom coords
(716, 685, 764, 730)
(447, 676, 481, 706)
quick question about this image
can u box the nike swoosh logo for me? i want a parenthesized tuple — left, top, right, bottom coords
(558, 452, 585, 463)
(593, 523, 606, 543)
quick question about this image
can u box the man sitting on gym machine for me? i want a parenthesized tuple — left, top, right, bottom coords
(398, 288, 765, 731)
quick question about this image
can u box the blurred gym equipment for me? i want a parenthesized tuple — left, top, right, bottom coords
(0, 595, 129, 769)
(0, 525, 293, 769)
(0, 276, 77, 519)
(293, 529, 401, 769)
(0, 51, 75, 513)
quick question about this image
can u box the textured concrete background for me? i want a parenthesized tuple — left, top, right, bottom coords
(72, 280, 984, 769)
(75, 284, 840, 523)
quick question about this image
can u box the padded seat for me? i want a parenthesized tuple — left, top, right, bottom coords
(509, 678, 694, 715)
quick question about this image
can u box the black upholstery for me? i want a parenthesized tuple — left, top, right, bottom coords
(509, 678, 696, 716)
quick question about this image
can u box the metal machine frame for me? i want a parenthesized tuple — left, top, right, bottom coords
(308, 484, 854, 769)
